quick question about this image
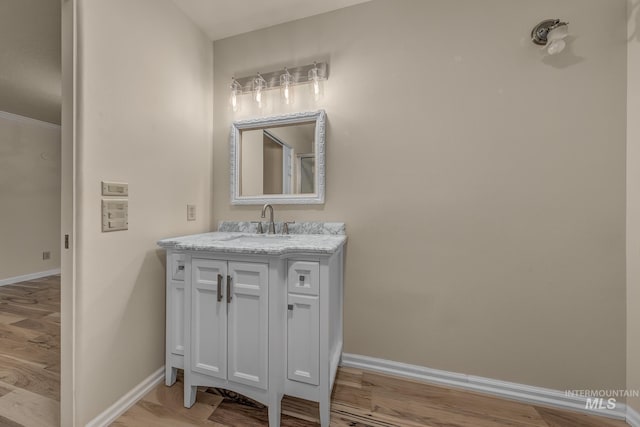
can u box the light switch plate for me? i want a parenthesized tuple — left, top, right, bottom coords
(187, 204, 196, 221)
(102, 181, 128, 196)
(102, 199, 129, 232)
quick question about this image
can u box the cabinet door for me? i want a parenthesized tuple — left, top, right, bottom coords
(287, 293, 320, 386)
(191, 259, 227, 379)
(168, 281, 185, 355)
(227, 262, 268, 390)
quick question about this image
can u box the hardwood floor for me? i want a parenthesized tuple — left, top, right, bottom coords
(0, 275, 60, 427)
(0, 275, 624, 427)
(115, 368, 628, 427)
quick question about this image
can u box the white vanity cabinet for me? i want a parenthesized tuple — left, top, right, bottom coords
(161, 229, 345, 427)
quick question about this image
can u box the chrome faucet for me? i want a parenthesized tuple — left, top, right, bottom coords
(261, 204, 276, 234)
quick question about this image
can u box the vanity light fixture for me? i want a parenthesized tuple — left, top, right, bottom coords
(253, 73, 267, 108)
(230, 78, 242, 112)
(229, 62, 328, 111)
(280, 68, 294, 105)
(531, 19, 569, 55)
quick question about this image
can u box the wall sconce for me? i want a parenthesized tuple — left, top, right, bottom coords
(229, 62, 328, 110)
(230, 78, 241, 112)
(531, 19, 569, 55)
(280, 68, 294, 105)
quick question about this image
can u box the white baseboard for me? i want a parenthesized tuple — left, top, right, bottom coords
(629, 405, 640, 427)
(341, 353, 627, 421)
(85, 366, 164, 427)
(0, 269, 61, 286)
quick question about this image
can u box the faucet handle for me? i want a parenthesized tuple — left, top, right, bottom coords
(283, 221, 295, 235)
(251, 221, 264, 234)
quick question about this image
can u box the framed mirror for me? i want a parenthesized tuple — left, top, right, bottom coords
(230, 110, 326, 205)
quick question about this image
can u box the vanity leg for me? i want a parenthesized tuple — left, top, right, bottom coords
(319, 395, 330, 427)
(165, 366, 177, 386)
(184, 384, 197, 408)
(268, 395, 282, 427)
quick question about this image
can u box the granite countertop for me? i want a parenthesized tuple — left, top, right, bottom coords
(157, 222, 346, 256)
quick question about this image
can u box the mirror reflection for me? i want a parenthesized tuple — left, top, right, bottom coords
(240, 122, 316, 196)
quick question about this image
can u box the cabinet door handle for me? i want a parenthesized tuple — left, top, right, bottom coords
(217, 274, 223, 302)
(227, 275, 232, 303)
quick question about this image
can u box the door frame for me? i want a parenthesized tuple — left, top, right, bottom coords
(263, 130, 293, 194)
(61, 0, 77, 425)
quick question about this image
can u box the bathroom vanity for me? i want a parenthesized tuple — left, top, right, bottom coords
(157, 221, 346, 427)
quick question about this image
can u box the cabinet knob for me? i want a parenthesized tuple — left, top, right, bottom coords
(217, 274, 223, 302)
(227, 275, 232, 303)
(288, 304, 294, 311)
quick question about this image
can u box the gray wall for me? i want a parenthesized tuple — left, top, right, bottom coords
(0, 115, 61, 280)
(0, 0, 61, 124)
(212, 0, 627, 391)
(0, 0, 61, 280)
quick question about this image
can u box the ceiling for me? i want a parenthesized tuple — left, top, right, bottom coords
(0, 1, 368, 124)
(0, 0, 61, 124)
(172, 0, 371, 41)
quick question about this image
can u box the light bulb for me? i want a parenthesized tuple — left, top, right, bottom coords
(253, 74, 266, 109)
(545, 23, 568, 56)
(280, 69, 294, 105)
(547, 39, 566, 55)
(231, 92, 238, 110)
(230, 78, 241, 112)
(255, 88, 263, 107)
(308, 64, 321, 101)
(313, 80, 320, 98)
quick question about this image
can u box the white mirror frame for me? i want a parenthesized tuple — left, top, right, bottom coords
(230, 110, 326, 205)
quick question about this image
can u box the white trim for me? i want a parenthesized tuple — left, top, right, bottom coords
(60, 0, 77, 425)
(0, 269, 61, 286)
(0, 110, 61, 130)
(628, 405, 640, 427)
(341, 353, 627, 421)
(85, 366, 164, 427)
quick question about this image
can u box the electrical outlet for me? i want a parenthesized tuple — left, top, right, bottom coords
(187, 204, 196, 221)
(42, 251, 50, 260)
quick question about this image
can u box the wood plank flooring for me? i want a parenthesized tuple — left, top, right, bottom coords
(0, 275, 60, 427)
(0, 275, 626, 427)
(115, 368, 629, 427)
